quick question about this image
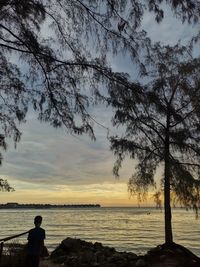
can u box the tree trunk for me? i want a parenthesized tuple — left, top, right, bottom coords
(164, 112, 173, 245)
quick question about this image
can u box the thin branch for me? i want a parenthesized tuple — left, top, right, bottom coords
(0, 24, 141, 92)
(170, 107, 196, 128)
(0, 42, 32, 53)
(174, 161, 200, 168)
(0, 36, 24, 46)
(170, 154, 200, 169)
(168, 78, 180, 106)
(134, 114, 165, 143)
(134, 122, 163, 158)
(74, 0, 144, 55)
(170, 141, 200, 157)
(44, 8, 80, 58)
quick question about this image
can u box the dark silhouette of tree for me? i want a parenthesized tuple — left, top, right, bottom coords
(0, 135, 14, 191)
(1, 0, 199, 147)
(109, 43, 200, 245)
(0, 1, 199, 196)
(0, 178, 14, 192)
(153, 191, 162, 209)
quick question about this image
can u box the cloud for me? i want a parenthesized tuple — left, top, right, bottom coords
(0, 180, 146, 206)
(1, 111, 135, 190)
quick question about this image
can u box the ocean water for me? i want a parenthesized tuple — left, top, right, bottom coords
(0, 207, 199, 256)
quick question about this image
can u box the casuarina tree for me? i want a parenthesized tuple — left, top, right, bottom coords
(1, 0, 199, 158)
(109, 43, 200, 245)
(1, 1, 200, 203)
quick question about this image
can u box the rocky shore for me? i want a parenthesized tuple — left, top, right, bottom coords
(1, 237, 200, 267)
(47, 237, 200, 267)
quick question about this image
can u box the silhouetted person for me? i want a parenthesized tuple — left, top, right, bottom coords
(26, 215, 46, 267)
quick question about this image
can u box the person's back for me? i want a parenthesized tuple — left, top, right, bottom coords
(27, 226, 45, 254)
(26, 216, 46, 267)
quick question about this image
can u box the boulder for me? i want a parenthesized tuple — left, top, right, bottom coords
(50, 237, 139, 266)
(50, 238, 200, 267)
(135, 258, 146, 267)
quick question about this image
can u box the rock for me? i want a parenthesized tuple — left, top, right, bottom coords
(145, 243, 200, 267)
(51, 247, 66, 260)
(129, 261, 138, 267)
(147, 245, 162, 255)
(102, 247, 115, 257)
(82, 250, 94, 263)
(175, 248, 184, 254)
(135, 258, 146, 267)
(126, 252, 138, 260)
(94, 242, 103, 250)
(95, 250, 105, 261)
(61, 237, 82, 251)
(53, 255, 68, 264)
(108, 253, 124, 262)
(49, 238, 199, 267)
(50, 237, 140, 267)
(159, 254, 167, 261)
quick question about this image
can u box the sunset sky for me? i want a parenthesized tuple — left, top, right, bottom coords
(0, 5, 199, 206)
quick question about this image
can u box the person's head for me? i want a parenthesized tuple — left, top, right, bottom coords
(34, 215, 42, 227)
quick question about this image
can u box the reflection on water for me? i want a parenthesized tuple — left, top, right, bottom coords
(0, 207, 199, 256)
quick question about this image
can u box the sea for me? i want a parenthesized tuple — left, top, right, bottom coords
(0, 207, 199, 256)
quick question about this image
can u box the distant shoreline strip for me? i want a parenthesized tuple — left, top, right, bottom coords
(0, 203, 101, 209)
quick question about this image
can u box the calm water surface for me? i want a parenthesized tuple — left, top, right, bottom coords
(0, 207, 199, 256)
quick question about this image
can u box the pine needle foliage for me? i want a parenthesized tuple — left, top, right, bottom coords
(0, 0, 200, 198)
(0, 178, 14, 192)
(0, 0, 199, 150)
(109, 43, 200, 244)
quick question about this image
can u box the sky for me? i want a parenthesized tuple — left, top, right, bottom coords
(0, 3, 199, 206)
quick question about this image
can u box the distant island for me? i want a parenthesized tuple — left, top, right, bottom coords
(0, 203, 101, 209)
